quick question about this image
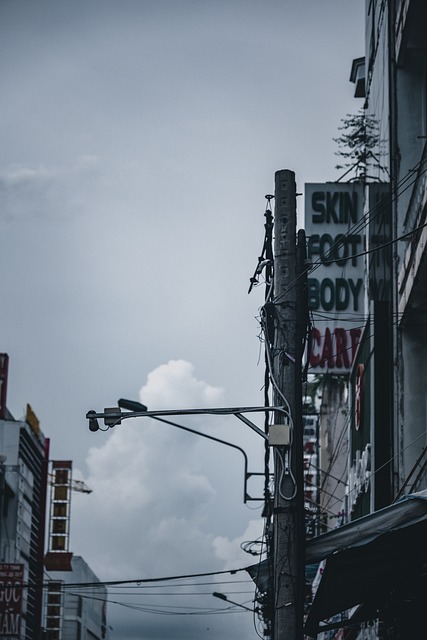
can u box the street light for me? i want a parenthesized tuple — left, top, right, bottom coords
(118, 398, 147, 413)
(212, 591, 257, 613)
(87, 411, 100, 432)
(86, 404, 290, 439)
(86, 402, 291, 502)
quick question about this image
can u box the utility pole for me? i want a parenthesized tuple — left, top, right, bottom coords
(272, 169, 305, 640)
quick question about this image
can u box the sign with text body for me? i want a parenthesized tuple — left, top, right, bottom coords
(305, 183, 365, 373)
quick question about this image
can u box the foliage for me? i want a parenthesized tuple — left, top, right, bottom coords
(305, 373, 348, 412)
(304, 374, 324, 412)
(334, 109, 387, 181)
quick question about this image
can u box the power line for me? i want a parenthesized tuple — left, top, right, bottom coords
(273, 156, 427, 302)
(16, 567, 252, 592)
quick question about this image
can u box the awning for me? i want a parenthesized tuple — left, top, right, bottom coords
(246, 558, 272, 594)
(305, 490, 427, 637)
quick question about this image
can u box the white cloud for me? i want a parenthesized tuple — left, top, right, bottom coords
(0, 2, 365, 638)
(71, 360, 233, 582)
(139, 360, 224, 410)
(0, 159, 102, 220)
(213, 519, 265, 570)
(0, 164, 56, 184)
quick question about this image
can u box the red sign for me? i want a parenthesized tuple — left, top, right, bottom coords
(0, 355, 9, 420)
(310, 326, 361, 370)
(0, 564, 24, 637)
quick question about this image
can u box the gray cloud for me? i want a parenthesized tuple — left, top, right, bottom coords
(0, 1, 364, 638)
(72, 361, 262, 640)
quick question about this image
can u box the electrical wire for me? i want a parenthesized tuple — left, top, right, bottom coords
(69, 591, 250, 616)
(310, 411, 427, 528)
(249, 155, 427, 623)
(274, 153, 427, 302)
(12, 567, 252, 592)
(251, 169, 426, 505)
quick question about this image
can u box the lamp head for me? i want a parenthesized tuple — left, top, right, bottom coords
(118, 398, 148, 412)
(212, 592, 228, 602)
(87, 410, 100, 432)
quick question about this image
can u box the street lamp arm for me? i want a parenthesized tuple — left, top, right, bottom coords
(85, 405, 288, 502)
(152, 415, 249, 469)
(233, 412, 267, 439)
(85, 405, 290, 440)
(150, 415, 250, 503)
(212, 591, 256, 613)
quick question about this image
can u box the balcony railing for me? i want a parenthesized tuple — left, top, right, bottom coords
(398, 140, 427, 317)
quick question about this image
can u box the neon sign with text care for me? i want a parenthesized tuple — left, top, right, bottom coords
(305, 184, 364, 373)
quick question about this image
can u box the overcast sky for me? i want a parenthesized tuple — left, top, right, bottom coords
(0, 1, 363, 638)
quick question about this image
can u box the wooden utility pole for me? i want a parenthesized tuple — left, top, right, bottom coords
(272, 170, 305, 640)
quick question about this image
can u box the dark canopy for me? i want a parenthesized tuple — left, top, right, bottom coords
(305, 491, 427, 637)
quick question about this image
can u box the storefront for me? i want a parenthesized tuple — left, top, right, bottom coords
(305, 491, 427, 637)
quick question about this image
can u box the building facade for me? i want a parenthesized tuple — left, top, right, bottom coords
(45, 556, 109, 640)
(0, 356, 109, 639)
(305, 1, 427, 637)
(0, 401, 49, 640)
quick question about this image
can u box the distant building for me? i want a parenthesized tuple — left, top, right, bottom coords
(305, 1, 427, 638)
(45, 556, 109, 640)
(0, 394, 49, 640)
(0, 355, 109, 639)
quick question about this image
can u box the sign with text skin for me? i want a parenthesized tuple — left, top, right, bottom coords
(305, 183, 365, 373)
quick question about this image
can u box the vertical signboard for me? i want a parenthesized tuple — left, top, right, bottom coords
(0, 564, 24, 637)
(367, 182, 391, 301)
(45, 461, 73, 572)
(347, 325, 372, 520)
(303, 414, 319, 538)
(45, 581, 63, 640)
(0, 355, 9, 420)
(305, 184, 365, 373)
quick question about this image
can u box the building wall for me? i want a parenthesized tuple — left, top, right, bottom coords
(362, 0, 427, 499)
(0, 417, 48, 640)
(391, 0, 427, 492)
(364, 0, 390, 184)
(47, 556, 109, 640)
(318, 379, 348, 530)
(309, 3, 427, 636)
(340, 0, 427, 635)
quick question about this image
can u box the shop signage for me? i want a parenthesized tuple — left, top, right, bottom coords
(347, 443, 371, 513)
(45, 461, 73, 572)
(0, 564, 24, 637)
(305, 184, 365, 373)
(26, 403, 41, 437)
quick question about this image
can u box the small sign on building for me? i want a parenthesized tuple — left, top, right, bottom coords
(45, 461, 73, 572)
(0, 563, 24, 637)
(305, 183, 364, 373)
